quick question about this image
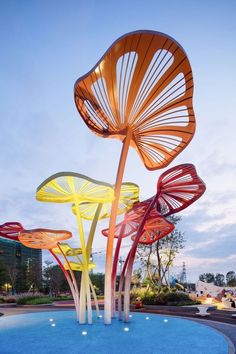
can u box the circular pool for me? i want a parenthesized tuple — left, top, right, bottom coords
(0, 311, 229, 353)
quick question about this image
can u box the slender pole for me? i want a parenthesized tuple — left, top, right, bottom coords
(111, 223, 126, 317)
(79, 272, 86, 323)
(89, 277, 100, 318)
(49, 249, 79, 320)
(85, 203, 102, 318)
(57, 244, 80, 303)
(86, 203, 102, 259)
(76, 255, 100, 318)
(104, 127, 132, 324)
(123, 197, 157, 322)
(118, 250, 130, 320)
(74, 201, 93, 324)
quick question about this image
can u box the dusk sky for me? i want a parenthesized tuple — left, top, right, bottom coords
(0, 0, 236, 282)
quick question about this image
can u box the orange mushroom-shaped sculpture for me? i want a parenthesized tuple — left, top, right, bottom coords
(18, 228, 80, 319)
(19, 228, 71, 249)
(74, 30, 196, 323)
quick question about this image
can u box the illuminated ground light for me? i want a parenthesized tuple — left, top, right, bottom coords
(129, 315, 132, 318)
(82, 331, 87, 336)
(49, 319, 54, 322)
(124, 327, 129, 332)
(98, 315, 103, 318)
(51, 323, 56, 327)
(145, 316, 150, 320)
(164, 319, 168, 323)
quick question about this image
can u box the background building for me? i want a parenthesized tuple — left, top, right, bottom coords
(0, 238, 42, 293)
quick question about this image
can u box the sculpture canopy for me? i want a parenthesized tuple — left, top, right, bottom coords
(0, 222, 24, 241)
(19, 228, 72, 249)
(74, 30, 195, 170)
(53, 243, 82, 256)
(131, 215, 175, 244)
(102, 219, 139, 239)
(36, 172, 115, 204)
(72, 182, 139, 220)
(156, 163, 206, 216)
(64, 261, 96, 272)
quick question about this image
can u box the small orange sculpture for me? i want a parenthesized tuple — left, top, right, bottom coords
(18, 228, 81, 320)
(19, 228, 72, 249)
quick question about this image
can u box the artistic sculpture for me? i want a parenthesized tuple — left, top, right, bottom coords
(36, 172, 139, 323)
(0, 223, 82, 320)
(120, 163, 206, 321)
(18, 228, 82, 318)
(74, 30, 196, 323)
(0, 30, 206, 327)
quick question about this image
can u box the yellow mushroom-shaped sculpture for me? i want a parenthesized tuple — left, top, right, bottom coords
(36, 172, 115, 324)
(36, 173, 139, 324)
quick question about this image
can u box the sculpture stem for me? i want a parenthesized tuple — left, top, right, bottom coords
(76, 255, 100, 318)
(104, 128, 132, 324)
(57, 243, 80, 306)
(89, 277, 100, 318)
(111, 223, 125, 317)
(118, 250, 130, 320)
(123, 196, 157, 322)
(86, 203, 102, 259)
(49, 249, 79, 320)
(74, 202, 93, 324)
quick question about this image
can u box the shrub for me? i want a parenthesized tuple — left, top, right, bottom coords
(130, 287, 152, 303)
(142, 293, 166, 305)
(16, 294, 75, 305)
(18, 297, 53, 305)
(52, 295, 73, 301)
(142, 291, 200, 306)
(16, 294, 53, 305)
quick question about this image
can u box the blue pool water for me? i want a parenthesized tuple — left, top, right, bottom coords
(0, 311, 229, 354)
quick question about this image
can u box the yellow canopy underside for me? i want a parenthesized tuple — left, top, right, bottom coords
(53, 243, 82, 256)
(36, 172, 115, 204)
(72, 182, 139, 220)
(64, 261, 96, 271)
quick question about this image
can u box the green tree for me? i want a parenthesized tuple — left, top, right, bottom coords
(214, 273, 225, 287)
(226, 271, 236, 286)
(137, 215, 185, 289)
(131, 269, 142, 288)
(15, 265, 28, 293)
(5, 264, 18, 294)
(43, 265, 71, 296)
(199, 273, 215, 283)
(89, 273, 104, 295)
